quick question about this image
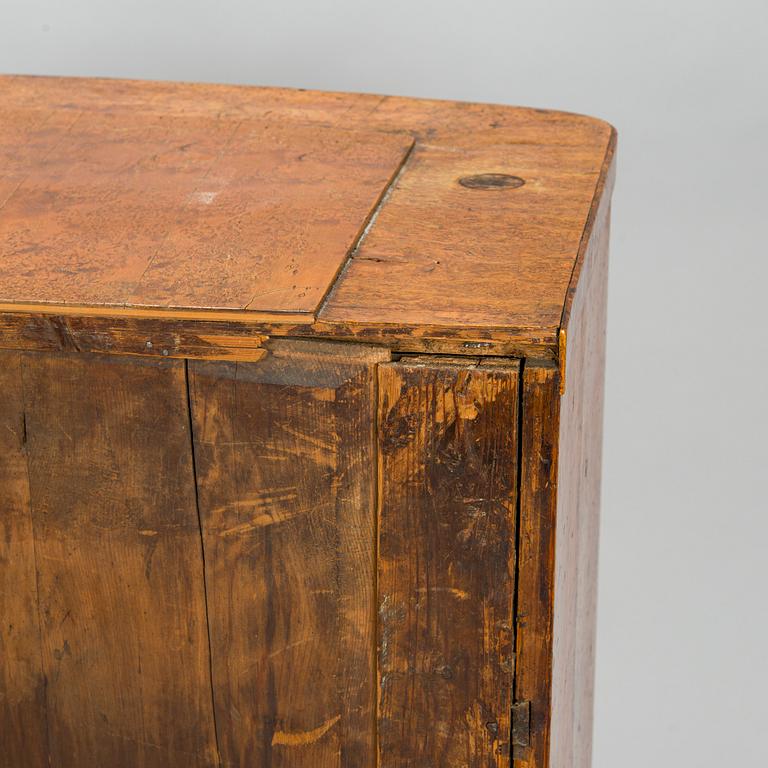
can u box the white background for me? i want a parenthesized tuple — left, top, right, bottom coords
(2, 2, 767, 765)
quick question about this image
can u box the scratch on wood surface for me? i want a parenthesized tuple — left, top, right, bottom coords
(218, 508, 302, 536)
(416, 586, 471, 600)
(189, 191, 219, 205)
(271, 714, 341, 747)
(558, 328, 567, 396)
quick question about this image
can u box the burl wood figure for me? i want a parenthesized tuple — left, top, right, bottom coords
(0, 75, 615, 768)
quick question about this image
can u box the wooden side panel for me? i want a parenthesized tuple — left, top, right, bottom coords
(188, 340, 388, 767)
(549, 202, 611, 768)
(18, 351, 218, 767)
(377, 360, 519, 767)
(0, 351, 48, 767)
(513, 363, 560, 768)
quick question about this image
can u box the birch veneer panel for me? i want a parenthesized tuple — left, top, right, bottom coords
(0, 74, 616, 768)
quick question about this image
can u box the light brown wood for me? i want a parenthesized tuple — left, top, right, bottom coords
(377, 359, 519, 766)
(8, 350, 218, 767)
(321, 140, 609, 334)
(0, 75, 614, 359)
(0, 103, 412, 313)
(188, 340, 389, 767)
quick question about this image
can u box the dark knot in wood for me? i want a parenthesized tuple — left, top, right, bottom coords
(458, 173, 525, 190)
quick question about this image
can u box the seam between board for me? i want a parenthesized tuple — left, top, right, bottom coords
(17, 354, 54, 767)
(511, 356, 526, 765)
(184, 359, 223, 768)
(314, 138, 417, 321)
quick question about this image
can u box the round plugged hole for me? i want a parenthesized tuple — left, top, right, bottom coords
(458, 173, 525, 190)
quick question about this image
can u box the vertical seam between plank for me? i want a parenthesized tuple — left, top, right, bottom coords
(315, 139, 416, 320)
(17, 353, 53, 767)
(184, 359, 223, 768)
(373, 361, 384, 768)
(511, 358, 526, 767)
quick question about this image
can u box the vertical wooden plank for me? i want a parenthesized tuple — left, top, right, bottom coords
(514, 200, 610, 768)
(20, 351, 218, 767)
(188, 339, 388, 768)
(377, 359, 519, 767)
(0, 351, 48, 767)
(550, 202, 611, 768)
(513, 362, 560, 768)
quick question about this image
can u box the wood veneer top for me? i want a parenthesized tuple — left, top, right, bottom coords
(0, 75, 615, 356)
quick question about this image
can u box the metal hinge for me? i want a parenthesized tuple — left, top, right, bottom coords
(511, 701, 531, 748)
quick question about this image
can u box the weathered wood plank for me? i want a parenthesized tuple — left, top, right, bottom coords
(19, 351, 218, 767)
(0, 351, 48, 767)
(0, 75, 614, 362)
(0, 106, 412, 313)
(513, 362, 560, 768)
(321, 140, 611, 333)
(0, 311, 271, 361)
(377, 359, 519, 767)
(188, 339, 388, 767)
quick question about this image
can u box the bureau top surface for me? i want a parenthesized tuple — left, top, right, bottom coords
(0, 75, 615, 351)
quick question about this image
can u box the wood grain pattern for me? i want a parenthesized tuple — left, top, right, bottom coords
(16, 351, 218, 767)
(0, 311, 271, 361)
(0, 352, 48, 768)
(0, 74, 616, 768)
(513, 362, 560, 768)
(321, 139, 609, 334)
(0, 306, 557, 362)
(188, 340, 389, 767)
(377, 359, 519, 767)
(0, 105, 412, 312)
(0, 75, 614, 360)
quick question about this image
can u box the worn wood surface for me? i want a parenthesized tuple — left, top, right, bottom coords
(0, 75, 614, 359)
(377, 359, 519, 766)
(321, 140, 608, 334)
(188, 340, 388, 767)
(0, 105, 411, 313)
(0, 74, 616, 768)
(0, 352, 48, 767)
(8, 351, 218, 767)
(513, 362, 560, 768)
(0, 311, 271, 361)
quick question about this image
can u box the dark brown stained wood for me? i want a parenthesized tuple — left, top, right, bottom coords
(0, 351, 48, 768)
(0, 306, 556, 362)
(549, 198, 610, 768)
(513, 362, 560, 768)
(0, 311, 271, 361)
(0, 108, 412, 312)
(0, 75, 614, 360)
(187, 340, 389, 767)
(377, 359, 520, 767)
(18, 351, 218, 767)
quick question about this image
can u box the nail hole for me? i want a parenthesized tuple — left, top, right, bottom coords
(458, 173, 525, 190)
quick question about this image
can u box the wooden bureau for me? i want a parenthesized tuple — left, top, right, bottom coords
(0, 75, 615, 768)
